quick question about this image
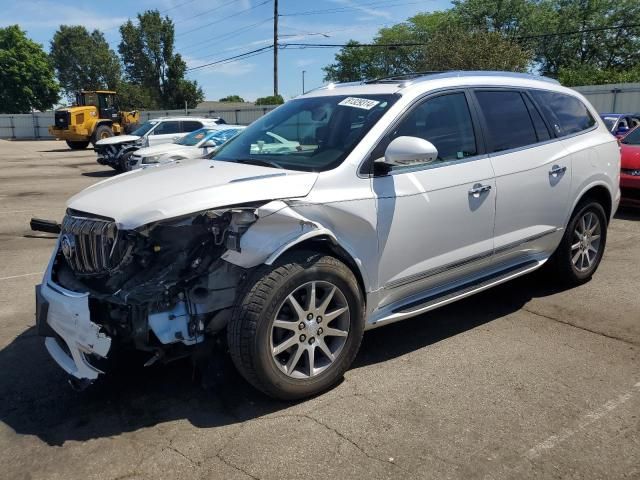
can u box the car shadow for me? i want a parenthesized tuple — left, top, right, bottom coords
(81, 170, 118, 178)
(37, 149, 96, 153)
(614, 206, 640, 220)
(0, 271, 573, 446)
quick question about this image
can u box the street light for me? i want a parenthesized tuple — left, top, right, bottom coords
(302, 70, 306, 94)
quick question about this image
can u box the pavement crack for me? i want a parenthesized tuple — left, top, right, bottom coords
(215, 451, 262, 480)
(522, 307, 639, 347)
(269, 413, 413, 476)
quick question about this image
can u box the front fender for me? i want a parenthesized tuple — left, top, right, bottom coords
(221, 201, 370, 291)
(221, 201, 326, 269)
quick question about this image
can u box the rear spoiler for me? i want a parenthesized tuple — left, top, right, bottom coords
(30, 218, 61, 235)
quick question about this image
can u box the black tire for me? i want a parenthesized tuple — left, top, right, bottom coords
(66, 140, 90, 150)
(91, 124, 113, 146)
(119, 151, 134, 172)
(548, 200, 608, 285)
(227, 251, 365, 400)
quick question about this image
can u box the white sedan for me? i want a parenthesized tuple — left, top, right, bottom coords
(129, 126, 245, 170)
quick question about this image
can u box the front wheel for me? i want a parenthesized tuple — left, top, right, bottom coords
(227, 252, 365, 400)
(91, 125, 113, 145)
(548, 201, 608, 285)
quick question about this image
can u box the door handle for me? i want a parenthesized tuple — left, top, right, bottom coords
(468, 183, 492, 197)
(549, 165, 567, 177)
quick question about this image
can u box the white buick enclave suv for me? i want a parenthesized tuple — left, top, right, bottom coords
(36, 72, 620, 399)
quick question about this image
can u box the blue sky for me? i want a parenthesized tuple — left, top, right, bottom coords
(0, 0, 452, 101)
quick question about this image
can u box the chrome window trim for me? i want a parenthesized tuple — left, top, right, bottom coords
(357, 87, 482, 178)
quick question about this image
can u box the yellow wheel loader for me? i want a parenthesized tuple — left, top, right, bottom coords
(48, 91, 140, 150)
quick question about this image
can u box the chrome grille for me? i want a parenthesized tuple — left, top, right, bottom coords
(60, 213, 126, 275)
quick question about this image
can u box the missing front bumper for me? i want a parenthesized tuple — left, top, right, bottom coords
(37, 282, 112, 381)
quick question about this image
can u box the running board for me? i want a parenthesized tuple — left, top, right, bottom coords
(370, 259, 542, 328)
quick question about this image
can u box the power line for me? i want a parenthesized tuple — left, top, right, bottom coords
(179, 17, 273, 55)
(161, 0, 199, 13)
(177, 0, 270, 37)
(276, 23, 640, 50)
(280, 0, 428, 17)
(172, 0, 242, 25)
(186, 45, 273, 71)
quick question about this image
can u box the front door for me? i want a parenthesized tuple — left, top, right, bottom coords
(372, 91, 496, 309)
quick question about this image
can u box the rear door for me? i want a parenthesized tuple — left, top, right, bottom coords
(472, 88, 571, 266)
(147, 120, 181, 146)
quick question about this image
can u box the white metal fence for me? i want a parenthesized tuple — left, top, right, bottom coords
(0, 106, 278, 140)
(572, 83, 640, 114)
(4, 83, 640, 140)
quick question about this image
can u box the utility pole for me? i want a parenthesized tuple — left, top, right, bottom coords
(273, 0, 278, 97)
(302, 70, 306, 94)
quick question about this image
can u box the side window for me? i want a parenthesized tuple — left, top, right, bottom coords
(182, 120, 203, 132)
(529, 90, 595, 136)
(523, 94, 551, 142)
(153, 121, 181, 135)
(382, 92, 477, 167)
(475, 90, 537, 152)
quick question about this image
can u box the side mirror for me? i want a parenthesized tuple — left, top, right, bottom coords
(202, 139, 218, 148)
(374, 136, 439, 175)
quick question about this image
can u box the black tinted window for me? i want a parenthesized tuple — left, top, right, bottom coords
(182, 120, 203, 132)
(530, 91, 595, 136)
(153, 121, 180, 135)
(390, 92, 477, 163)
(523, 94, 551, 142)
(475, 90, 537, 152)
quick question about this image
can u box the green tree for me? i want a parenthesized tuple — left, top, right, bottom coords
(417, 26, 531, 72)
(255, 94, 284, 105)
(50, 25, 121, 100)
(118, 10, 203, 109)
(0, 25, 59, 113)
(324, 9, 530, 82)
(452, 0, 533, 34)
(525, 0, 640, 77)
(558, 65, 640, 87)
(219, 95, 245, 102)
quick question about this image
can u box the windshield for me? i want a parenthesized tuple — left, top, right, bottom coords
(212, 94, 399, 171)
(132, 121, 157, 137)
(601, 116, 618, 131)
(622, 127, 640, 145)
(178, 128, 214, 146)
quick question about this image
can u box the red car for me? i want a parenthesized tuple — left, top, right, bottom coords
(620, 126, 640, 207)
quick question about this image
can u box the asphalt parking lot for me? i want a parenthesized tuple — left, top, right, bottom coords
(0, 139, 639, 480)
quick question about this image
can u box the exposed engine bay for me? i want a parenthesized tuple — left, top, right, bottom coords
(50, 207, 261, 367)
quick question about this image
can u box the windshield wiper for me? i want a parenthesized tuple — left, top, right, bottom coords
(233, 158, 284, 169)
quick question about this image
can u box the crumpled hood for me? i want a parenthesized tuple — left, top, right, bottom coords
(96, 135, 141, 146)
(67, 159, 318, 229)
(621, 143, 640, 169)
(134, 143, 191, 158)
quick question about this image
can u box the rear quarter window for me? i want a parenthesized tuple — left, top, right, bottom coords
(529, 90, 595, 136)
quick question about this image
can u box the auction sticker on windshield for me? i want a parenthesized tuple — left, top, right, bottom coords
(338, 97, 380, 110)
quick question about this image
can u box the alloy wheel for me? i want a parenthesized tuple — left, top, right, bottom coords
(571, 211, 602, 272)
(270, 281, 350, 379)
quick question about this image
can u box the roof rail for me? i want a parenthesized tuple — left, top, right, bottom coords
(364, 70, 559, 85)
(364, 71, 446, 84)
(413, 70, 560, 85)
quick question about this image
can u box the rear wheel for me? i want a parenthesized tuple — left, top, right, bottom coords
(227, 251, 364, 400)
(91, 125, 113, 146)
(548, 200, 608, 285)
(66, 140, 90, 150)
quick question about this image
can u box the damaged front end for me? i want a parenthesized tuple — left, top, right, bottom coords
(38, 206, 261, 384)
